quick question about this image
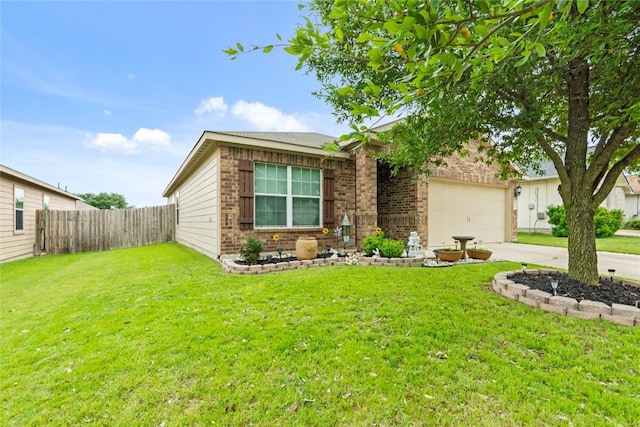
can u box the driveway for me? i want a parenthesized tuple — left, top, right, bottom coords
(481, 242, 640, 281)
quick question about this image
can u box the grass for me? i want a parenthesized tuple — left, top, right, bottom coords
(517, 232, 640, 255)
(2, 243, 639, 426)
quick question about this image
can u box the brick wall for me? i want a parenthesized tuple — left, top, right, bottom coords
(376, 162, 429, 241)
(355, 139, 517, 245)
(218, 145, 355, 254)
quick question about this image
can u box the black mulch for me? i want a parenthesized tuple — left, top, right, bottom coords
(509, 272, 640, 307)
(234, 253, 345, 266)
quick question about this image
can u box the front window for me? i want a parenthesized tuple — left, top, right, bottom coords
(254, 163, 321, 227)
(15, 187, 24, 231)
(43, 195, 50, 211)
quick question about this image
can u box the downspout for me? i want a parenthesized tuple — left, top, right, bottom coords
(354, 148, 358, 249)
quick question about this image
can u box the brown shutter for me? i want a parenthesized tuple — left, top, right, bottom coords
(239, 160, 254, 230)
(323, 169, 335, 228)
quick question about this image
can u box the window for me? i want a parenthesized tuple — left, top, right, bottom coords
(15, 187, 24, 232)
(254, 163, 321, 227)
(43, 195, 50, 211)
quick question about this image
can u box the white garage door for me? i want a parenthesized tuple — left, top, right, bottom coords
(428, 180, 509, 247)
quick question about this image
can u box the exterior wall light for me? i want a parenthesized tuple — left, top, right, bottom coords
(515, 185, 523, 197)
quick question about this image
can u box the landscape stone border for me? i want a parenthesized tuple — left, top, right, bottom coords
(493, 269, 640, 327)
(221, 256, 426, 274)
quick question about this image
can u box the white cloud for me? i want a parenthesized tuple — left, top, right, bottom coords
(103, 109, 112, 116)
(86, 128, 171, 154)
(132, 128, 171, 146)
(230, 100, 310, 132)
(86, 132, 139, 154)
(194, 96, 228, 117)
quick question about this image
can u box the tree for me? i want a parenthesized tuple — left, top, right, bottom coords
(77, 192, 131, 210)
(226, 0, 640, 285)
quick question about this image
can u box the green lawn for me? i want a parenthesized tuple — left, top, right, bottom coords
(517, 232, 640, 255)
(2, 244, 639, 426)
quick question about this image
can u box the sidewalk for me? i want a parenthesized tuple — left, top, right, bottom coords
(479, 242, 640, 281)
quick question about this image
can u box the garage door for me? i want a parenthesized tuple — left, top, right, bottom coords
(428, 180, 509, 247)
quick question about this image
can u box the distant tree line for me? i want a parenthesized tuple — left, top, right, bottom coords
(77, 192, 132, 210)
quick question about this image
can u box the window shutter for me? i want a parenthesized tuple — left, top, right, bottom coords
(323, 169, 335, 228)
(239, 160, 254, 230)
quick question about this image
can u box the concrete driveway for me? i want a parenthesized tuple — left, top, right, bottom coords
(480, 242, 640, 281)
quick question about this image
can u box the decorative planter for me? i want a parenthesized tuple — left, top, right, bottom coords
(466, 249, 492, 260)
(295, 237, 318, 260)
(437, 250, 464, 262)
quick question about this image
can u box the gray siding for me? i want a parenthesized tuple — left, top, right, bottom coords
(1, 175, 77, 262)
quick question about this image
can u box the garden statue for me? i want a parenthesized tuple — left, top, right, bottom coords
(407, 231, 425, 258)
(372, 248, 381, 258)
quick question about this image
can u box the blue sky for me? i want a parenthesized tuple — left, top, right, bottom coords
(1, 1, 349, 207)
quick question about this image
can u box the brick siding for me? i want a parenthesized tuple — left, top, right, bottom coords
(218, 145, 355, 254)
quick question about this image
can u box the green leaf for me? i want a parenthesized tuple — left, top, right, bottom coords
(283, 45, 304, 55)
(236, 42, 244, 52)
(262, 45, 274, 53)
(576, 0, 589, 14)
(475, 24, 488, 38)
(276, 33, 282, 41)
(486, 60, 494, 72)
(223, 48, 238, 56)
(534, 43, 546, 57)
(514, 55, 529, 67)
(538, 3, 552, 31)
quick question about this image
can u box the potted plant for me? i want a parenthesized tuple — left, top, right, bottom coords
(466, 241, 492, 260)
(466, 247, 492, 260)
(437, 248, 464, 262)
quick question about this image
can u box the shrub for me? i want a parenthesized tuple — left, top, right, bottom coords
(362, 232, 385, 256)
(379, 239, 405, 258)
(239, 236, 263, 265)
(546, 205, 568, 237)
(594, 207, 623, 237)
(625, 219, 640, 230)
(546, 205, 624, 238)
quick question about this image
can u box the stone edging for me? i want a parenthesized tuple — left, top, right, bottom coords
(221, 256, 426, 274)
(493, 270, 640, 327)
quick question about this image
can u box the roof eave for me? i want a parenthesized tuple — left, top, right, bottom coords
(162, 132, 351, 197)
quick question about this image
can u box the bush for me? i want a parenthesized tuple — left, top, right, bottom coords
(239, 236, 263, 265)
(362, 233, 385, 256)
(625, 219, 640, 230)
(546, 205, 623, 238)
(379, 239, 405, 258)
(594, 207, 623, 237)
(546, 205, 568, 237)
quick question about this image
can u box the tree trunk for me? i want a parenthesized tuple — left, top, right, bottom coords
(565, 199, 599, 285)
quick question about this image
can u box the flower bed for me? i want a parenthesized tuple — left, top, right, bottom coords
(222, 254, 426, 274)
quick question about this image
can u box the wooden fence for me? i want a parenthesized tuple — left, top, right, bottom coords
(35, 205, 175, 255)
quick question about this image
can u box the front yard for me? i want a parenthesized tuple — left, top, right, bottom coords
(517, 232, 640, 255)
(2, 243, 639, 426)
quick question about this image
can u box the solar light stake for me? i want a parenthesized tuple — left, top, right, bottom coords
(522, 263, 528, 273)
(550, 278, 559, 296)
(608, 269, 615, 282)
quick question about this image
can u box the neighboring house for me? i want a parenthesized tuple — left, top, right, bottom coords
(517, 162, 637, 233)
(0, 164, 90, 262)
(163, 126, 518, 259)
(622, 174, 640, 221)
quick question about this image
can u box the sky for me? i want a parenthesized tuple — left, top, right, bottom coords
(1, 1, 351, 208)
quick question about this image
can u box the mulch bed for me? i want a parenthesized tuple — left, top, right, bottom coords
(234, 253, 344, 266)
(509, 272, 640, 307)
